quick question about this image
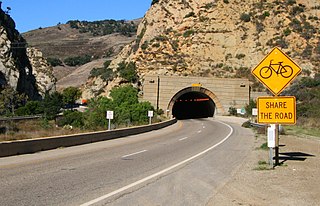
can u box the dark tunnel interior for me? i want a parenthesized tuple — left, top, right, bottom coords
(172, 91, 215, 120)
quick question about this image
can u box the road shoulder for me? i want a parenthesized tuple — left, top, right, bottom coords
(207, 123, 320, 206)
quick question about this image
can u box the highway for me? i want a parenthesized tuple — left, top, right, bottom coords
(0, 117, 254, 206)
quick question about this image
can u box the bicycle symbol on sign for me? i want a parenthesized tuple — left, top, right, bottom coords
(259, 60, 293, 79)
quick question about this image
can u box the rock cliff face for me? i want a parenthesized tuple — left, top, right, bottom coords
(0, 7, 56, 99)
(83, 0, 320, 98)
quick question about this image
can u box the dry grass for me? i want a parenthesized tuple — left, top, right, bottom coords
(0, 119, 89, 142)
(284, 117, 320, 138)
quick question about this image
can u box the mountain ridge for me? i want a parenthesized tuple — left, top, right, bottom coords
(82, 0, 320, 99)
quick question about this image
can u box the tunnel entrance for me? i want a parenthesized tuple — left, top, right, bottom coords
(171, 90, 216, 120)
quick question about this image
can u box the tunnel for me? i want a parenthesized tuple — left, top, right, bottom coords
(172, 91, 216, 120)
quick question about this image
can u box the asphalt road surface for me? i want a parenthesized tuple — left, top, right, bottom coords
(0, 117, 253, 206)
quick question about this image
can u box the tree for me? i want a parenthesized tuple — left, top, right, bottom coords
(83, 85, 155, 129)
(0, 86, 26, 116)
(62, 87, 82, 106)
(131, 102, 154, 124)
(16, 101, 43, 116)
(42, 92, 63, 120)
(110, 85, 139, 106)
(84, 96, 113, 128)
(245, 99, 257, 117)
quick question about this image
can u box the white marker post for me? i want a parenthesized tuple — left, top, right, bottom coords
(148, 111, 154, 125)
(252, 108, 258, 116)
(106, 111, 114, 130)
(268, 124, 276, 168)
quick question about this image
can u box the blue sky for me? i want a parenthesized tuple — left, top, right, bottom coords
(1, 0, 151, 33)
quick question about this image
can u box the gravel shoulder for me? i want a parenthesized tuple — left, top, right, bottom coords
(208, 117, 320, 206)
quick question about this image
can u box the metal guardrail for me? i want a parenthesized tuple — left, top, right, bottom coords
(250, 122, 267, 128)
(0, 115, 42, 121)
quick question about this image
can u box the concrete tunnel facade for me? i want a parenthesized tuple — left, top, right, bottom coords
(142, 75, 250, 118)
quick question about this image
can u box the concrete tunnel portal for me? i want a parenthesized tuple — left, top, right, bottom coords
(169, 87, 216, 120)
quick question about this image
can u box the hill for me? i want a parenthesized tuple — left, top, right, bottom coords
(23, 19, 140, 60)
(22, 19, 141, 88)
(82, 0, 320, 98)
(0, 6, 55, 99)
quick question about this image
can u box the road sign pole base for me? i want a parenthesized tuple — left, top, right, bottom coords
(269, 147, 274, 169)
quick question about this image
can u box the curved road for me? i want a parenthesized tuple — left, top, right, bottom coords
(0, 117, 254, 206)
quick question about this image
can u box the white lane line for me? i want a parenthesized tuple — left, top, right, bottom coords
(179, 137, 189, 141)
(121, 150, 147, 159)
(80, 121, 233, 206)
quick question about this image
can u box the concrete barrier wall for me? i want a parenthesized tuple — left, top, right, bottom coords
(0, 119, 177, 158)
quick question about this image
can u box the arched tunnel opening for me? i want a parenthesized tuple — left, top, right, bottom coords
(172, 91, 216, 120)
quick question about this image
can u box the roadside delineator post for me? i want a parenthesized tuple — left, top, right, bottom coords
(106, 111, 114, 130)
(148, 111, 154, 125)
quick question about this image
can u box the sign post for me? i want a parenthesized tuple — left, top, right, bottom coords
(267, 124, 276, 168)
(106, 111, 114, 130)
(148, 111, 154, 125)
(252, 47, 301, 166)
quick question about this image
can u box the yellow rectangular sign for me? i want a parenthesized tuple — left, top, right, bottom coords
(192, 83, 202, 87)
(257, 96, 296, 124)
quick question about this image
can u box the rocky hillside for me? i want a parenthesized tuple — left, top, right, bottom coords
(23, 19, 141, 89)
(22, 19, 140, 60)
(0, 6, 55, 99)
(82, 0, 320, 99)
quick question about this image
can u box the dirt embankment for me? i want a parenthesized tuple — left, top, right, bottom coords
(207, 129, 320, 206)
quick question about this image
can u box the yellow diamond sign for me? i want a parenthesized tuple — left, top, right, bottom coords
(252, 47, 302, 96)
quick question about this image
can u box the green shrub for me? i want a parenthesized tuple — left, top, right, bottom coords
(240, 13, 251, 22)
(67, 19, 137, 37)
(116, 61, 138, 83)
(245, 99, 256, 117)
(287, 0, 296, 6)
(184, 12, 196, 18)
(283, 28, 291, 36)
(203, 2, 215, 9)
(260, 142, 268, 150)
(64, 55, 91, 66)
(141, 41, 149, 50)
(228, 107, 237, 116)
(47, 57, 63, 67)
(57, 110, 84, 128)
(183, 29, 195, 37)
(16, 101, 43, 116)
(151, 0, 159, 6)
(242, 121, 251, 128)
(291, 5, 304, 16)
(90, 60, 114, 82)
(263, 11, 270, 17)
(236, 53, 246, 59)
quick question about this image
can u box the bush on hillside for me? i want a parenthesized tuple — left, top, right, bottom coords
(47, 57, 63, 67)
(67, 19, 137, 37)
(240, 13, 251, 22)
(64, 55, 91, 66)
(116, 61, 138, 83)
